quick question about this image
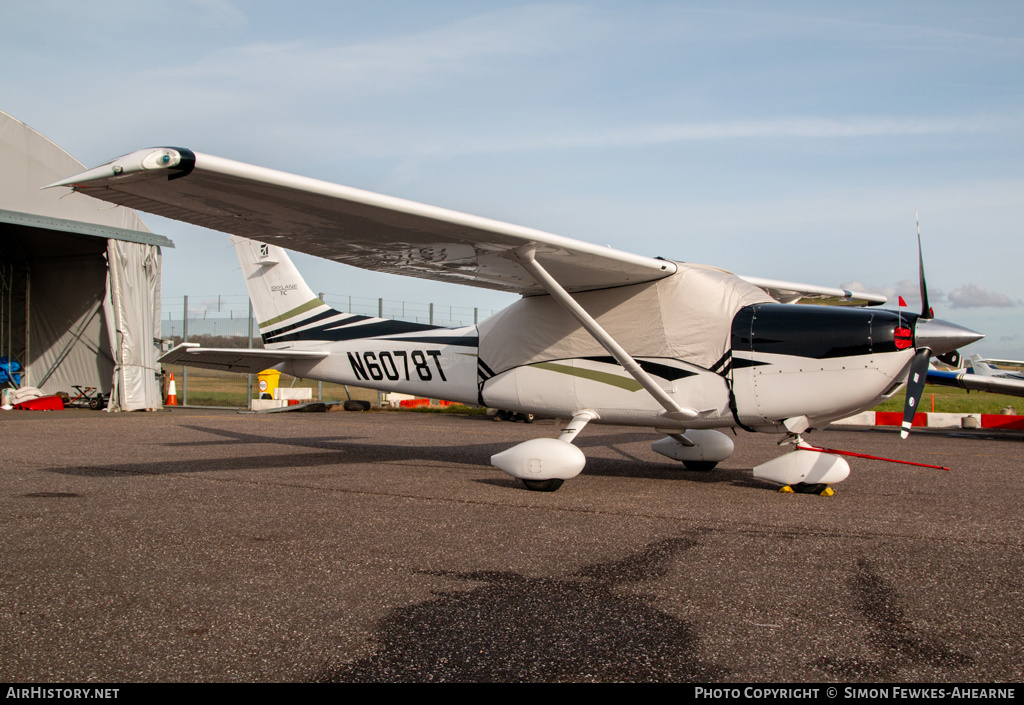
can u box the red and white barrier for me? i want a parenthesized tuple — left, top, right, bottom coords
(831, 411, 1024, 430)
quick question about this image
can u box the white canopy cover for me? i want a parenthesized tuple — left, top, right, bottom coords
(478, 262, 773, 375)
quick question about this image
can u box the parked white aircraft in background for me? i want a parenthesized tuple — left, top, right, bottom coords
(49, 148, 983, 494)
(927, 354, 1024, 397)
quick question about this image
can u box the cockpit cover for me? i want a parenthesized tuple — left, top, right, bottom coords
(478, 263, 773, 374)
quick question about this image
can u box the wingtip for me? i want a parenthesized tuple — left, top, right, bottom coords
(41, 147, 197, 191)
(42, 174, 83, 190)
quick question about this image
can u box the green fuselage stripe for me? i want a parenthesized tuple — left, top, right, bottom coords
(531, 361, 643, 392)
(259, 298, 324, 329)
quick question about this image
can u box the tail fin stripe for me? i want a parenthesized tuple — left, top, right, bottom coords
(266, 311, 365, 338)
(258, 297, 325, 329)
(264, 318, 438, 345)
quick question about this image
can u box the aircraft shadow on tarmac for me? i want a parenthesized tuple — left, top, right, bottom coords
(314, 535, 727, 683)
(319, 544, 976, 682)
(311, 539, 975, 682)
(42, 423, 770, 489)
(813, 558, 973, 680)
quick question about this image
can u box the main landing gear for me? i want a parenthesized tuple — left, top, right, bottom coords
(491, 409, 535, 423)
(490, 412, 596, 492)
(650, 430, 734, 471)
(682, 461, 718, 472)
(521, 479, 564, 492)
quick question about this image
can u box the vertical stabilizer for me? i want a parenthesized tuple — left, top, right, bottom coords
(231, 236, 331, 347)
(968, 354, 993, 376)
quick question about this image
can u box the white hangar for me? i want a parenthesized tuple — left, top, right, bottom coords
(0, 110, 172, 410)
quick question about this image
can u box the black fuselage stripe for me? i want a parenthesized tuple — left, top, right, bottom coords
(582, 356, 698, 381)
(478, 359, 497, 378)
(263, 318, 440, 344)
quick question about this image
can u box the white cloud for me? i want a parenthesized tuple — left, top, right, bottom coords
(846, 281, 1018, 311)
(411, 114, 1020, 157)
(948, 284, 1015, 309)
(154, 4, 587, 94)
(841, 279, 945, 310)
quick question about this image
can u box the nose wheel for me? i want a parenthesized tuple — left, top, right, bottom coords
(779, 483, 834, 496)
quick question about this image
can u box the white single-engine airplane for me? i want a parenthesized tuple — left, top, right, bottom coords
(49, 147, 983, 493)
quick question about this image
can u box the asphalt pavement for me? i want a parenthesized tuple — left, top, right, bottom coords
(1, 407, 1021, 683)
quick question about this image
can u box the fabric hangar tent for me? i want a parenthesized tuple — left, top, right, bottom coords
(0, 110, 173, 410)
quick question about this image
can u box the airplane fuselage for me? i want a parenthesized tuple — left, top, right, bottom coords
(275, 301, 914, 433)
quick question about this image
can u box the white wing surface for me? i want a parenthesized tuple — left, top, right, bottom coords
(739, 275, 887, 307)
(48, 148, 675, 295)
(50, 147, 885, 304)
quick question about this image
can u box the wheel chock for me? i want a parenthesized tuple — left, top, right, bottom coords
(779, 485, 794, 493)
(820, 486, 834, 497)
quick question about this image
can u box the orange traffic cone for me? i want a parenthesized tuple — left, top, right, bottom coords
(166, 373, 178, 406)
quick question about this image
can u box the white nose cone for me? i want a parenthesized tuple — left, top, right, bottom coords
(915, 318, 984, 356)
(491, 438, 586, 480)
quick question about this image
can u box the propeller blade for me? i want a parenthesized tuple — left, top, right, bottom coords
(901, 348, 932, 439)
(917, 214, 932, 319)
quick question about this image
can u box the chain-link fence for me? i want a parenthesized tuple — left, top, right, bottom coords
(160, 293, 496, 407)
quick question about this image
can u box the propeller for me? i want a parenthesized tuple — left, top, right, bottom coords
(901, 220, 932, 438)
(902, 347, 931, 438)
(900, 216, 983, 438)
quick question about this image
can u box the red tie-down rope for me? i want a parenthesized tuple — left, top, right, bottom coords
(799, 444, 951, 472)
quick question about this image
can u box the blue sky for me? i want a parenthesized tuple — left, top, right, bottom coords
(4, 1, 1023, 356)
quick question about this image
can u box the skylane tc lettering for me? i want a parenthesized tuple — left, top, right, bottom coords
(348, 350, 447, 383)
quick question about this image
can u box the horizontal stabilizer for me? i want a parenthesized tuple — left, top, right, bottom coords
(158, 343, 327, 374)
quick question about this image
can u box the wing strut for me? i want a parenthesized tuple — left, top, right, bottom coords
(510, 246, 697, 421)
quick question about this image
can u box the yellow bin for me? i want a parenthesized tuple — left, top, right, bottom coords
(256, 369, 281, 399)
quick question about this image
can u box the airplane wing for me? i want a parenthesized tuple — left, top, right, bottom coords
(738, 275, 887, 307)
(48, 148, 675, 296)
(926, 368, 1024, 397)
(49, 146, 884, 304)
(159, 343, 328, 375)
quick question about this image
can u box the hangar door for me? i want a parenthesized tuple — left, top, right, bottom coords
(0, 217, 167, 410)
